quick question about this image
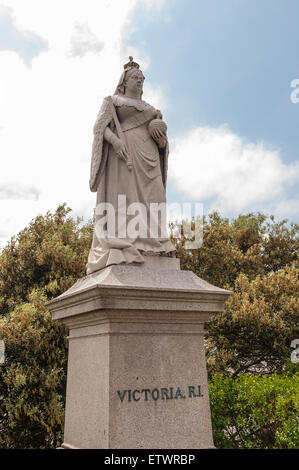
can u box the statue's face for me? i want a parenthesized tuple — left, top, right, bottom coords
(125, 70, 144, 95)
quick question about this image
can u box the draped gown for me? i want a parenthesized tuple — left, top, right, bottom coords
(86, 94, 175, 274)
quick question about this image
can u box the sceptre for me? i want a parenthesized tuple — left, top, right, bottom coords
(107, 96, 132, 171)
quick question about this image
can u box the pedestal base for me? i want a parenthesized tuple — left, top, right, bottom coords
(47, 257, 231, 449)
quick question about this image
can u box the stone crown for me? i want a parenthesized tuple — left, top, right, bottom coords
(124, 56, 140, 70)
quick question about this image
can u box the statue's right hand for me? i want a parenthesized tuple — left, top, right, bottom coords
(112, 137, 128, 163)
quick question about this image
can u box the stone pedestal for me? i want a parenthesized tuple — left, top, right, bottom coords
(47, 257, 231, 449)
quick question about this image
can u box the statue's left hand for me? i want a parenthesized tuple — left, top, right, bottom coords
(157, 136, 167, 149)
(152, 127, 166, 142)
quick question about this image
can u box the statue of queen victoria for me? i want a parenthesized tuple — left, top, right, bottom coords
(87, 57, 175, 274)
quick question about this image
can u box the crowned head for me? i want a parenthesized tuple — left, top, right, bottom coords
(114, 57, 145, 98)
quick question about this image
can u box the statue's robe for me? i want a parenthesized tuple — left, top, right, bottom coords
(87, 94, 175, 274)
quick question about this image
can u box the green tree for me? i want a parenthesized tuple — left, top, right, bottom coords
(171, 212, 299, 376)
(209, 372, 299, 449)
(0, 205, 93, 448)
(0, 290, 67, 448)
(206, 265, 299, 376)
(0, 204, 93, 315)
(172, 212, 298, 288)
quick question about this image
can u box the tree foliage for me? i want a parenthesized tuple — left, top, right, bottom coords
(206, 265, 299, 376)
(0, 205, 93, 448)
(171, 212, 299, 376)
(0, 290, 67, 448)
(0, 204, 93, 315)
(209, 372, 299, 449)
(172, 212, 298, 288)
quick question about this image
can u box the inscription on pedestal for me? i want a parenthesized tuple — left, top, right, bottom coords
(117, 385, 203, 403)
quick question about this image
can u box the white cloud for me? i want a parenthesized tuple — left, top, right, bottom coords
(0, 0, 166, 247)
(169, 125, 299, 217)
(69, 23, 103, 57)
(0, 182, 40, 200)
(268, 198, 299, 220)
(0, 4, 48, 64)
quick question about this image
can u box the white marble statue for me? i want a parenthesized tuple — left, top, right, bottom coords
(87, 57, 175, 274)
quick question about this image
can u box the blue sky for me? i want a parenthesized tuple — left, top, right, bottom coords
(123, 0, 299, 211)
(0, 0, 298, 247)
(126, 0, 299, 153)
